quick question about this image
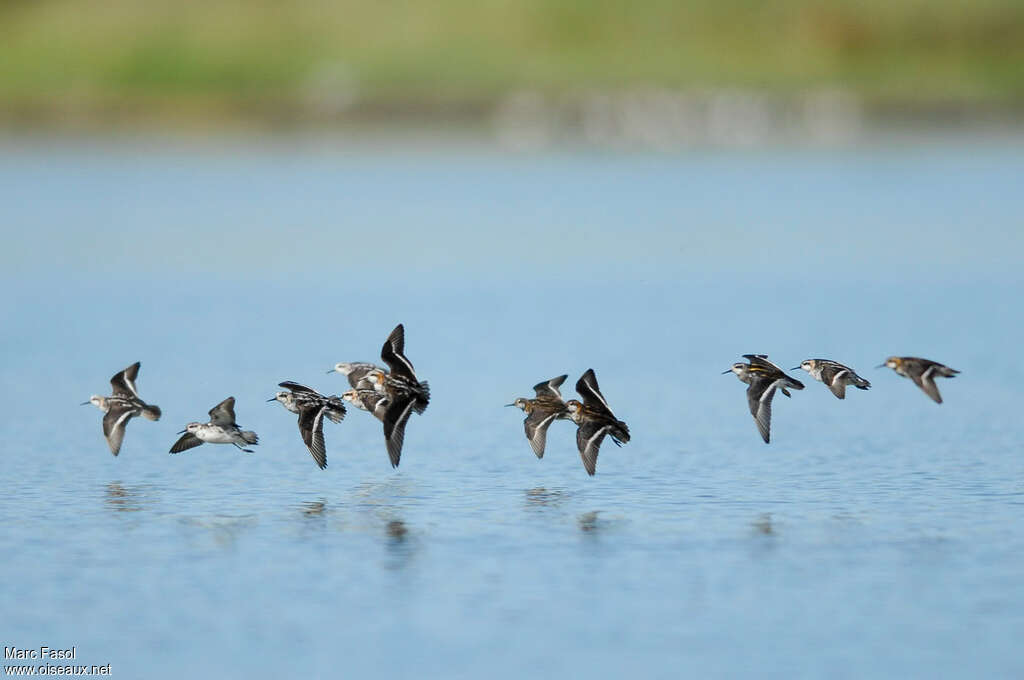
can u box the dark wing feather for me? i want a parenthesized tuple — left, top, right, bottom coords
(110, 362, 141, 398)
(575, 369, 615, 418)
(533, 375, 568, 399)
(746, 378, 778, 444)
(297, 404, 328, 469)
(279, 381, 319, 395)
(380, 324, 418, 381)
(576, 422, 609, 476)
(208, 397, 237, 426)
(827, 377, 848, 399)
(382, 395, 416, 468)
(912, 367, 943, 403)
(102, 406, 135, 456)
(169, 432, 203, 454)
(524, 409, 561, 458)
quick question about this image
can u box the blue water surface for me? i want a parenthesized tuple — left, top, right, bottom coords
(1, 134, 1023, 678)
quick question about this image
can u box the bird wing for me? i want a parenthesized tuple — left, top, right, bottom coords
(533, 374, 568, 399)
(576, 421, 610, 476)
(912, 366, 944, 403)
(746, 378, 781, 444)
(279, 381, 319, 395)
(102, 405, 135, 456)
(820, 364, 849, 399)
(380, 324, 418, 382)
(524, 408, 562, 458)
(382, 395, 416, 468)
(345, 364, 381, 388)
(827, 375, 848, 399)
(110, 362, 141, 398)
(297, 404, 328, 470)
(575, 369, 615, 418)
(208, 397, 237, 426)
(169, 432, 203, 454)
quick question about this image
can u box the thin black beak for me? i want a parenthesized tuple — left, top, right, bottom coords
(80, 401, 90, 406)
(177, 429, 186, 435)
(721, 369, 732, 375)
(267, 397, 277, 402)
(504, 403, 516, 407)
(790, 366, 801, 371)
(875, 364, 886, 369)
(326, 369, 335, 374)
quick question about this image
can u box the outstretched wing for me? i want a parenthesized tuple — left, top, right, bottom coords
(816, 362, 848, 399)
(744, 354, 788, 376)
(208, 397, 237, 426)
(297, 404, 328, 470)
(382, 395, 416, 468)
(575, 369, 615, 418)
(746, 378, 780, 444)
(576, 421, 610, 476)
(279, 381, 319, 395)
(912, 366, 943, 404)
(102, 405, 135, 456)
(380, 324, 418, 382)
(110, 362, 141, 398)
(169, 432, 203, 454)
(524, 408, 562, 458)
(533, 375, 568, 400)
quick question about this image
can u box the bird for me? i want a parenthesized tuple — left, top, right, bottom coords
(879, 356, 960, 404)
(362, 324, 430, 468)
(564, 369, 629, 476)
(794, 359, 870, 399)
(328, 362, 385, 389)
(269, 381, 346, 470)
(83, 361, 161, 456)
(169, 397, 259, 454)
(725, 354, 804, 443)
(373, 324, 430, 414)
(342, 388, 390, 419)
(507, 374, 571, 458)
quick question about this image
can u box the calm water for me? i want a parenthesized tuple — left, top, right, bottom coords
(2, 135, 1023, 678)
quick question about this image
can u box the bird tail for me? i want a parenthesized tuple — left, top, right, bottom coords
(324, 401, 346, 424)
(613, 420, 631, 444)
(413, 380, 430, 414)
(241, 430, 259, 445)
(142, 404, 162, 420)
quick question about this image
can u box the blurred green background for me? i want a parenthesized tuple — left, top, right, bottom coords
(1, 0, 1022, 129)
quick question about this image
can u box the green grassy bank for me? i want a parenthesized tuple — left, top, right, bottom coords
(1, 0, 1022, 127)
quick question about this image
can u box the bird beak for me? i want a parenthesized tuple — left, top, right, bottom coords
(790, 366, 801, 370)
(875, 364, 886, 369)
(504, 403, 515, 407)
(326, 368, 335, 374)
(721, 369, 732, 375)
(267, 397, 277, 402)
(80, 401, 90, 406)
(177, 429, 186, 435)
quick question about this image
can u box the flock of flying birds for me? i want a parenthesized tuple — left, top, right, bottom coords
(82, 322, 960, 476)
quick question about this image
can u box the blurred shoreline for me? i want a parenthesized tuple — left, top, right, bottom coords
(3, 0, 1021, 145)
(3, 88, 1024, 150)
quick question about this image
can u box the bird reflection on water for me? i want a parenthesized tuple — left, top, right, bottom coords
(104, 481, 150, 513)
(382, 518, 416, 571)
(524, 487, 568, 509)
(578, 511, 601, 533)
(301, 499, 327, 517)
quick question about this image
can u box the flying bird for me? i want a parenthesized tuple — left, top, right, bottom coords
(507, 374, 571, 458)
(565, 369, 630, 476)
(83, 361, 161, 456)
